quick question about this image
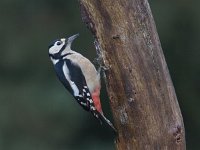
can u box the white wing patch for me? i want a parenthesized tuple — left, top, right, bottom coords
(62, 62, 80, 96)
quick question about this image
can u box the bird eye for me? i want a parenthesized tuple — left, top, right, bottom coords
(56, 41, 62, 46)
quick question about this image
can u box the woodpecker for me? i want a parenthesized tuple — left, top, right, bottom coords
(48, 34, 116, 132)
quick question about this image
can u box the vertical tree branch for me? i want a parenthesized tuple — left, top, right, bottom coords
(79, 0, 186, 149)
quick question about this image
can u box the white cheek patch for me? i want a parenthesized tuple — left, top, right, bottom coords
(49, 46, 60, 54)
(62, 62, 80, 96)
(49, 43, 65, 55)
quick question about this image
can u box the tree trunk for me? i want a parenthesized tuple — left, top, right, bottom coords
(79, 0, 186, 149)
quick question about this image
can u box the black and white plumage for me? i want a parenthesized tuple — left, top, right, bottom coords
(48, 34, 116, 132)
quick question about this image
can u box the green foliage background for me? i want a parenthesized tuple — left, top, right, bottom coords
(0, 0, 199, 149)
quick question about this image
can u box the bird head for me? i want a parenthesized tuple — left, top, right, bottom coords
(48, 33, 79, 59)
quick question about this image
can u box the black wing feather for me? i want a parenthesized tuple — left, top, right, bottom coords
(54, 60, 73, 94)
(64, 59, 97, 112)
(64, 59, 86, 92)
(54, 58, 117, 132)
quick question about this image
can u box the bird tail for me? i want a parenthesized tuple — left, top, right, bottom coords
(98, 112, 117, 133)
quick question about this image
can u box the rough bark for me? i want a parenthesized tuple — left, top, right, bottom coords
(79, 0, 186, 149)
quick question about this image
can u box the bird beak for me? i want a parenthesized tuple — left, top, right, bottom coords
(67, 33, 79, 43)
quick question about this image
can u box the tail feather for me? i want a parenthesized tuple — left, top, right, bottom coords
(98, 112, 117, 133)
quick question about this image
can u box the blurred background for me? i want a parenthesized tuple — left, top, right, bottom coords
(0, 0, 199, 149)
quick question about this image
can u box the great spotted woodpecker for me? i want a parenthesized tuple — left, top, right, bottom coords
(48, 34, 116, 132)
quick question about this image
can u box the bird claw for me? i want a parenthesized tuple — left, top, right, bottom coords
(94, 39, 109, 72)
